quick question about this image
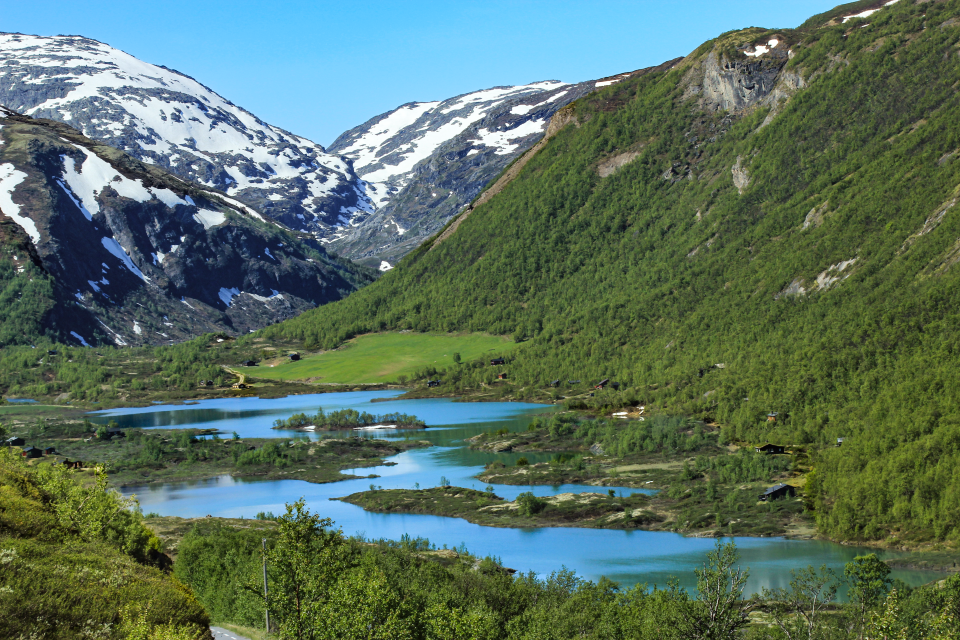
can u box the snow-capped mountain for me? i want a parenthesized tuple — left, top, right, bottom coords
(0, 33, 372, 237)
(0, 31, 643, 270)
(326, 79, 603, 266)
(0, 109, 374, 347)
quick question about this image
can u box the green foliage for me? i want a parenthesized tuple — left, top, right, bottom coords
(515, 492, 547, 516)
(0, 449, 208, 638)
(845, 553, 893, 636)
(677, 541, 750, 640)
(272, 408, 425, 430)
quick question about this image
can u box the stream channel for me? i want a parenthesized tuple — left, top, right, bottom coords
(92, 390, 946, 596)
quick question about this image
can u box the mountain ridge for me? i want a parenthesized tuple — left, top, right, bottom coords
(0, 108, 375, 347)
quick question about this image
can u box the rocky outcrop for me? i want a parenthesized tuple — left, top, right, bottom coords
(597, 151, 642, 178)
(732, 156, 751, 194)
(685, 48, 790, 113)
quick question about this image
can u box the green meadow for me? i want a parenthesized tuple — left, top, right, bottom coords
(253, 332, 519, 384)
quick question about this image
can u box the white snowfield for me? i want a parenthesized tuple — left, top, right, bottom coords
(332, 81, 569, 208)
(0, 33, 369, 230)
(0, 162, 38, 242)
(842, 0, 900, 23)
(744, 39, 780, 57)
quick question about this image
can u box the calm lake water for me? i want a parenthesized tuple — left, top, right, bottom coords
(95, 392, 945, 595)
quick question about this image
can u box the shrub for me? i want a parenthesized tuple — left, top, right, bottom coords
(516, 492, 547, 516)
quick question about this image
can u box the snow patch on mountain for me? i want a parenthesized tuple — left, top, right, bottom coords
(193, 208, 226, 229)
(0, 162, 38, 242)
(842, 0, 899, 23)
(330, 80, 570, 209)
(100, 237, 149, 282)
(218, 287, 241, 307)
(475, 119, 546, 155)
(69, 331, 90, 347)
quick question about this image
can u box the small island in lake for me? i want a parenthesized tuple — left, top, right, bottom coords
(273, 407, 428, 431)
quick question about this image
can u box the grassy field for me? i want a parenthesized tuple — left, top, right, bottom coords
(252, 332, 519, 384)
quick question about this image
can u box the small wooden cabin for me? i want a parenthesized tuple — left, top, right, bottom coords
(4, 437, 25, 447)
(595, 379, 610, 390)
(242, 360, 257, 367)
(289, 353, 301, 361)
(497, 373, 507, 380)
(490, 358, 505, 366)
(43, 447, 56, 456)
(21, 447, 42, 459)
(551, 379, 561, 388)
(427, 380, 441, 388)
(836, 437, 844, 447)
(755, 443, 785, 454)
(767, 412, 779, 422)
(759, 483, 796, 501)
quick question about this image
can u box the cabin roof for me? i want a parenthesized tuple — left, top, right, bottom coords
(761, 483, 793, 495)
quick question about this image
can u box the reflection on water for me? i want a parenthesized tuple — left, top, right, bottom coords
(111, 392, 946, 595)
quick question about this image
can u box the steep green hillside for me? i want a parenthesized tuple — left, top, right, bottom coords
(253, 0, 960, 544)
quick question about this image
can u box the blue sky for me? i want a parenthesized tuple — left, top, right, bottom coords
(3, 1, 843, 146)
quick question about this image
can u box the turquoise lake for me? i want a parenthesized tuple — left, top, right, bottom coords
(93, 391, 945, 596)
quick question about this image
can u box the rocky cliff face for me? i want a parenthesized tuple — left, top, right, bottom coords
(0, 110, 375, 347)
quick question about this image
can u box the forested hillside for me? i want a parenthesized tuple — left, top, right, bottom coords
(253, 0, 960, 544)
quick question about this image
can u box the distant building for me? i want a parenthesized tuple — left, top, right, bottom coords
(497, 373, 507, 380)
(289, 353, 301, 361)
(836, 437, 845, 447)
(767, 412, 779, 422)
(759, 483, 796, 501)
(427, 380, 441, 388)
(551, 380, 560, 388)
(232, 383, 247, 390)
(43, 447, 56, 455)
(755, 443, 785, 454)
(490, 358, 505, 366)
(21, 447, 42, 459)
(4, 437, 24, 447)
(595, 379, 610, 390)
